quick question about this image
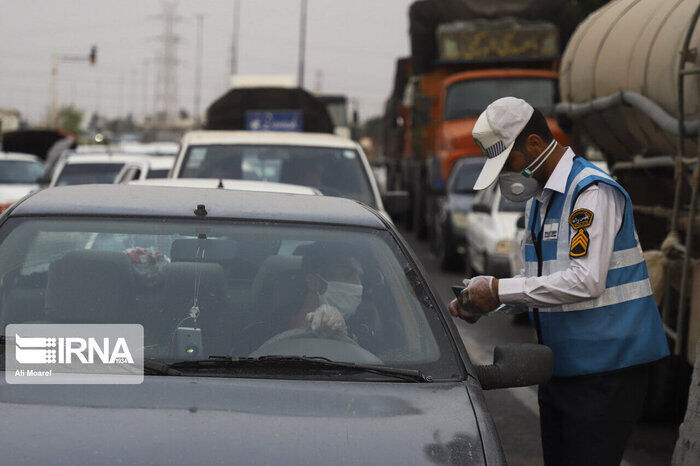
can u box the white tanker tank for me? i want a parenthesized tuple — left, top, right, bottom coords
(557, 0, 700, 421)
(557, 0, 700, 161)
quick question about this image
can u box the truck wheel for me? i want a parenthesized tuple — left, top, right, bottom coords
(413, 182, 427, 240)
(438, 225, 459, 271)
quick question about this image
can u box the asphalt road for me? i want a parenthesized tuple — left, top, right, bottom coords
(399, 228, 678, 466)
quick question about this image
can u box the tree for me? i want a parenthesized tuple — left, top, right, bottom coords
(54, 105, 84, 135)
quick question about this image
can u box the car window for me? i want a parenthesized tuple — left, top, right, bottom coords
(0, 160, 45, 184)
(448, 159, 485, 193)
(444, 78, 556, 120)
(180, 144, 376, 207)
(147, 169, 169, 179)
(0, 218, 461, 380)
(56, 163, 125, 186)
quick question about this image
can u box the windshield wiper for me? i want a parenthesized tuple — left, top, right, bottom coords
(169, 355, 433, 383)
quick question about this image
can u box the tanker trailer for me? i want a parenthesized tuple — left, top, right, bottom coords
(556, 0, 700, 420)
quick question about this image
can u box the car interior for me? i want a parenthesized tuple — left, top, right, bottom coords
(0, 223, 439, 366)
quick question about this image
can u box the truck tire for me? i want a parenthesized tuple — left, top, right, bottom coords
(413, 177, 428, 240)
(436, 222, 459, 271)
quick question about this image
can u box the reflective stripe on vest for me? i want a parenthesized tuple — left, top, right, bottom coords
(523, 157, 669, 376)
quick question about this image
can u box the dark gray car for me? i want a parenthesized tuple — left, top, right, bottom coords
(432, 157, 485, 270)
(0, 185, 550, 465)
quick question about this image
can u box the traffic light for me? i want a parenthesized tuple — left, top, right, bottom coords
(89, 46, 97, 65)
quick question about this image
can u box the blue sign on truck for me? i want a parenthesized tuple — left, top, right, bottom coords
(245, 111, 303, 132)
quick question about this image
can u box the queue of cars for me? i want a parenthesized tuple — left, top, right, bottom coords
(0, 131, 554, 463)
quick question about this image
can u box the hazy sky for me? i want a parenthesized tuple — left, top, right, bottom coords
(0, 0, 414, 125)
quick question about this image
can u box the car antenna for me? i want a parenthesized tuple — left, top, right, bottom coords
(217, 178, 224, 189)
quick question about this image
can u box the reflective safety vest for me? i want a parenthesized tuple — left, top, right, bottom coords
(523, 157, 669, 377)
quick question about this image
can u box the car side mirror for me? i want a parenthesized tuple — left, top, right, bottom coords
(472, 203, 490, 214)
(475, 343, 552, 390)
(382, 190, 410, 217)
(516, 215, 526, 229)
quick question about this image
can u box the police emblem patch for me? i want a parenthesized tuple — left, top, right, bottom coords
(569, 209, 594, 230)
(570, 228, 590, 258)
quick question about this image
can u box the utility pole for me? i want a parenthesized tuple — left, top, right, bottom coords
(152, 2, 181, 121)
(141, 59, 150, 121)
(49, 45, 97, 125)
(314, 69, 323, 93)
(229, 0, 240, 78)
(194, 13, 204, 124)
(297, 0, 307, 88)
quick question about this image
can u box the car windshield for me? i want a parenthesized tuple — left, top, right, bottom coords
(0, 217, 460, 379)
(0, 160, 45, 184)
(444, 78, 556, 121)
(449, 159, 484, 193)
(180, 144, 376, 207)
(56, 163, 125, 186)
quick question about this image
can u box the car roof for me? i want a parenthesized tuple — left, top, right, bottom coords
(129, 178, 320, 195)
(10, 185, 385, 228)
(181, 130, 358, 149)
(63, 153, 151, 164)
(146, 156, 175, 170)
(0, 152, 42, 163)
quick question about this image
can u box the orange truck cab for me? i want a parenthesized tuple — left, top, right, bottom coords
(436, 69, 568, 186)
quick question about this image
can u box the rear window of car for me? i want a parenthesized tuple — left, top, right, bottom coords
(0, 160, 45, 184)
(0, 217, 462, 380)
(179, 144, 376, 207)
(56, 163, 124, 186)
(146, 169, 169, 179)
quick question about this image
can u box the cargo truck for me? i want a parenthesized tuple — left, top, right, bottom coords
(556, 0, 700, 420)
(391, 0, 575, 246)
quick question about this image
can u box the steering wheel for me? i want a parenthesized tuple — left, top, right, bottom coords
(249, 328, 383, 365)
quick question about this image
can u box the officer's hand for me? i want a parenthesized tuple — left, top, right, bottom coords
(306, 305, 347, 337)
(448, 285, 482, 324)
(466, 276, 500, 314)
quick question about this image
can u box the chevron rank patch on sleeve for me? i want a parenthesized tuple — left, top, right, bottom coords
(570, 228, 590, 258)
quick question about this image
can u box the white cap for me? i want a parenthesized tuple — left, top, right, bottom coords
(471, 97, 534, 190)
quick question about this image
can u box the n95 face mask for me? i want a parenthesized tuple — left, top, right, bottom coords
(498, 139, 556, 202)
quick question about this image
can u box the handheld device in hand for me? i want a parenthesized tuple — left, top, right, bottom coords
(451, 286, 465, 298)
(174, 327, 203, 360)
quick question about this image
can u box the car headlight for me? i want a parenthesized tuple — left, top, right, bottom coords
(496, 240, 512, 254)
(450, 212, 469, 229)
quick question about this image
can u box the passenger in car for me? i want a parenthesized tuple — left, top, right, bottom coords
(289, 243, 364, 339)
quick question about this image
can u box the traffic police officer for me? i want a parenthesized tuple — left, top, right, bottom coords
(449, 97, 669, 465)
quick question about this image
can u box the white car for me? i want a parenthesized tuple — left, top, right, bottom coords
(170, 131, 408, 222)
(50, 153, 151, 187)
(114, 156, 175, 183)
(119, 142, 179, 157)
(129, 178, 321, 196)
(0, 152, 45, 213)
(464, 183, 526, 278)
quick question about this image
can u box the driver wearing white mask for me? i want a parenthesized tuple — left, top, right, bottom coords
(289, 243, 364, 338)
